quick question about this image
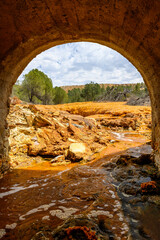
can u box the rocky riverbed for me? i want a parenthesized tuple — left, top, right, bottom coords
(7, 101, 151, 169)
(0, 101, 159, 240)
(0, 143, 160, 239)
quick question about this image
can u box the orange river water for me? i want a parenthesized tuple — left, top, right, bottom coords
(0, 132, 159, 240)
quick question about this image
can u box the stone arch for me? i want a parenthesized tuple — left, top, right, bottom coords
(0, 0, 160, 173)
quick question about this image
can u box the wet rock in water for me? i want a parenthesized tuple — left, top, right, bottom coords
(50, 155, 65, 163)
(116, 155, 129, 166)
(139, 205, 160, 240)
(65, 226, 97, 240)
(52, 216, 110, 240)
(141, 165, 159, 179)
(67, 143, 91, 162)
(131, 154, 152, 165)
(50, 155, 71, 166)
(118, 180, 141, 195)
(31, 231, 50, 240)
(116, 152, 152, 166)
(0, 229, 6, 239)
(126, 144, 153, 158)
(148, 195, 160, 205)
(90, 143, 105, 153)
(141, 181, 158, 194)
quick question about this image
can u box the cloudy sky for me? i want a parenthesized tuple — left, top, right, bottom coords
(19, 42, 143, 87)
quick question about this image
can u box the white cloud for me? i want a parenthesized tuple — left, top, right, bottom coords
(18, 42, 143, 86)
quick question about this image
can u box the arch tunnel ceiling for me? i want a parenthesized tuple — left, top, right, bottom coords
(1, 0, 160, 66)
(0, 0, 160, 172)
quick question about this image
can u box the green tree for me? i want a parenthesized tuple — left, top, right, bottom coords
(12, 80, 22, 98)
(42, 73, 53, 104)
(20, 69, 53, 104)
(53, 87, 68, 104)
(81, 82, 101, 101)
(133, 83, 141, 95)
(68, 88, 84, 102)
(100, 85, 105, 95)
(105, 86, 111, 94)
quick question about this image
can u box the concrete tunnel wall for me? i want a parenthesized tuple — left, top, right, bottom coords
(0, 0, 160, 174)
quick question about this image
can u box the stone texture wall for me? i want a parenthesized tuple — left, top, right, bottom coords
(0, 0, 160, 173)
(0, 83, 11, 176)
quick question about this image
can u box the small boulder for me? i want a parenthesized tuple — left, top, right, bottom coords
(67, 143, 91, 162)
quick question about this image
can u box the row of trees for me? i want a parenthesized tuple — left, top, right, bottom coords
(68, 82, 105, 102)
(68, 82, 148, 102)
(12, 69, 148, 104)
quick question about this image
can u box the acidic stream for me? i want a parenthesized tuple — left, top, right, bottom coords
(0, 133, 159, 240)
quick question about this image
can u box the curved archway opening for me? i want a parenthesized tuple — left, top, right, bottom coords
(9, 41, 151, 168)
(2, 42, 156, 240)
(18, 42, 143, 87)
(13, 41, 146, 104)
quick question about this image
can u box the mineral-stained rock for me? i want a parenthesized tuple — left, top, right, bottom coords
(141, 181, 158, 194)
(10, 96, 22, 105)
(148, 195, 160, 205)
(84, 117, 96, 129)
(53, 111, 60, 117)
(68, 138, 78, 143)
(51, 217, 105, 240)
(68, 120, 83, 137)
(31, 231, 50, 240)
(33, 114, 53, 128)
(101, 118, 137, 130)
(67, 143, 91, 162)
(51, 155, 65, 163)
(24, 113, 34, 127)
(52, 117, 65, 128)
(65, 226, 97, 240)
(7, 102, 152, 169)
(28, 127, 69, 157)
(9, 127, 35, 154)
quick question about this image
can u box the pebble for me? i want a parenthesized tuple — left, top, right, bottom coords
(5, 223, 17, 230)
(42, 215, 50, 221)
(50, 206, 78, 220)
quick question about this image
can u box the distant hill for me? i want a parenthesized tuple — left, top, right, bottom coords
(61, 83, 137, 93)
